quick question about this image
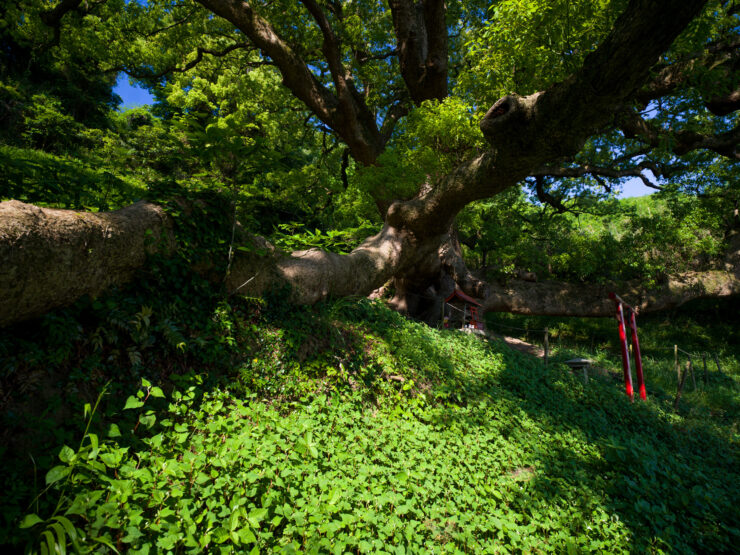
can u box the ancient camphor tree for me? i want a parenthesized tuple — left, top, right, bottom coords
(1, 0, 739, 326)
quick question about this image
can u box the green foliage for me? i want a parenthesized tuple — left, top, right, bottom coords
(19, 385, 119, 555)
(3, 296, 739, 552)
(458, 188, 730, 285)
(356, 98, 485, 202)
(2, 1, 740, 550)
(0, 145, 145, 209)
(271, 221, 379, 255)
(457, 0, 626, 105)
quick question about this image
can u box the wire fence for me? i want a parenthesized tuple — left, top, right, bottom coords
(409, 292, 731, 404)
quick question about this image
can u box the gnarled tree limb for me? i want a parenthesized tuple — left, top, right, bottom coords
(0, 200, 174, 327)
(388, 0, 448, 103)
(196, 0, 384, 165)
(4, 0, 726, 329)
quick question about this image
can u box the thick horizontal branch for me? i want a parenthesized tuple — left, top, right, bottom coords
(482, 270, 740, 317)
(446, 230, 740, 318)
(0, 201, 422, 327)
(0, 200, 174, 327)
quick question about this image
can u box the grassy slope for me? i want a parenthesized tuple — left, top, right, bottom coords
(485, 296, 740, 429)
(2, 290, 739, 554)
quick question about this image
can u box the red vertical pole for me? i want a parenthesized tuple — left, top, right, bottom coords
(615, 301, 634, 400)
(629, 309, 646, 400)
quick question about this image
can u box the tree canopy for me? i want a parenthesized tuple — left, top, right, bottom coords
(0, 0, 739, 325)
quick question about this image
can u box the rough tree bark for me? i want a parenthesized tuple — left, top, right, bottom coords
(388, 0, 448, 103)
(3, 0, 737, 328)
(0, 200, 173, 326)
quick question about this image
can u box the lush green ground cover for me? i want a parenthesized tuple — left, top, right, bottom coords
(2, 289, 739, 553)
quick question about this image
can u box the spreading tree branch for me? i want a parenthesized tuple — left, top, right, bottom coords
(196, 0, 384, 165)
(115, 42, 264, 81)
(388, 0, 448, 103)
(387, 0, 710, 236)
(299, 0, 384, 161)
(620, 110, 740, 159)
(531, 163, 668, 191)
(533, 177, 570, 213)
(635, 38, 740, 115)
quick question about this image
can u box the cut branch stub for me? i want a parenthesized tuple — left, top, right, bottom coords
(479, 93, 545, 154)
(479, 95, 522, 142)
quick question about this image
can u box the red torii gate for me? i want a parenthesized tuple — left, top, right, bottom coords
(609, 292, 646, 401)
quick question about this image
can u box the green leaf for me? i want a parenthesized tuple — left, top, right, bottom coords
(150, 386, 165, 398)
(42, 530, 56, 555)
(51, 522, 67, 555)
(59, 445, 76, 464)
(139, 413, 156, 429)
(46, 465, 70, 486)
(124, 396, 144, 410)
(238, 526, 257, 544)
(52, 516, 78, 543)
(86, 433, 99, 459)
(19, 514, 44, 529)
(247, 508, 268, 528)
(212, 527, 230, 544)
(92, 535, 120, 553)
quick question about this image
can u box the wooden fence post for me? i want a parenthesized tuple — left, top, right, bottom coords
(674, 360, 690, 411)
(713, 353, 723, 376)
(674, 345, 679, 382)
(544, 327, 549, 367)
(702, 353, 708, 386)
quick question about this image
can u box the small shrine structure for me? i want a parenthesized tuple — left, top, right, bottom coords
(444, 290, 484, 330)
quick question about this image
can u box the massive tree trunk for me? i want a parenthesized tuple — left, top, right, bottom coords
(4, 0, 733, 328)
(3, 198, 738, 328)
(0, 199, 441, 327)
(0, 200, 173, 327)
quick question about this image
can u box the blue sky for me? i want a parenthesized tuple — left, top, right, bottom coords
(618, 178, 655, 198)
(115, 74, 155, 108)
(113, 75, 656, 199)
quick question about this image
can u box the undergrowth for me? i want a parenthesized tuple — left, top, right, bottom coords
(1, 205, 738, 553)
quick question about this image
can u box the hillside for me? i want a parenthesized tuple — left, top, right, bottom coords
(2, 290, 738, 553)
